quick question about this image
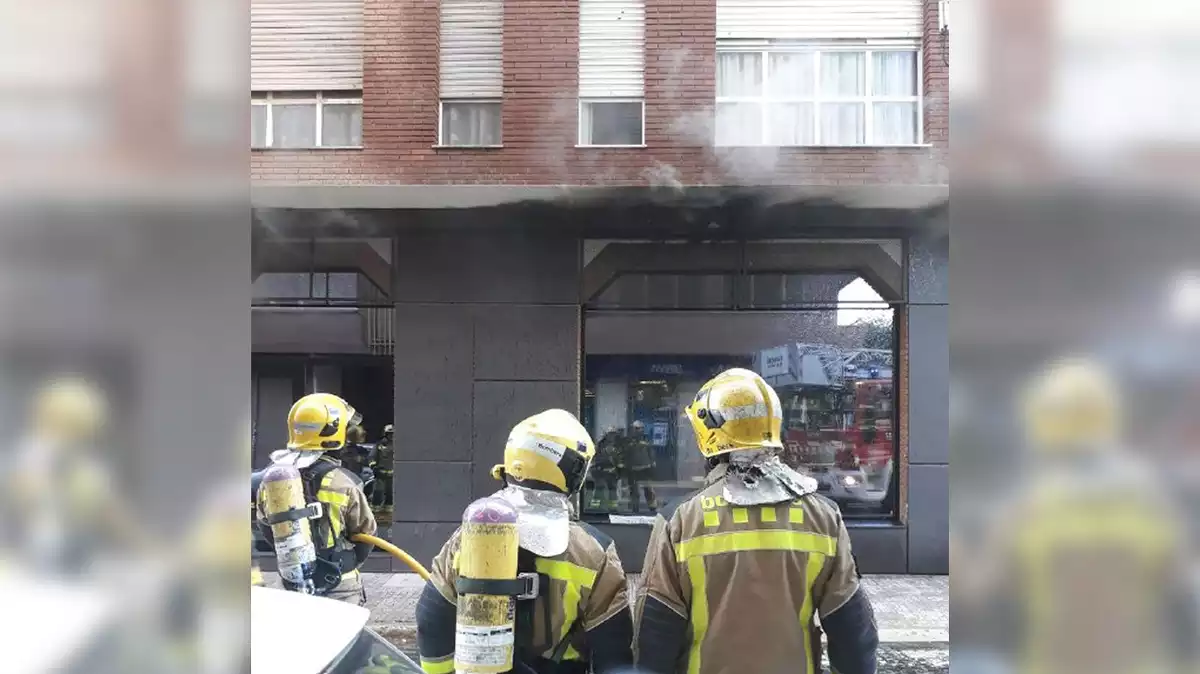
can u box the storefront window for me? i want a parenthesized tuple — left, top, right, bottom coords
(581, 241, 902, 520)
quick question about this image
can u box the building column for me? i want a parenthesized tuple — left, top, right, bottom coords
(389, 229, 581, 568)
(905, 234, 949, 574)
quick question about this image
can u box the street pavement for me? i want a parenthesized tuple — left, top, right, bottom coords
(264, 573, 949, 673)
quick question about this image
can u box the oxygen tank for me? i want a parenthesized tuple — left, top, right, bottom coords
(260, 463, 319, 594)
(455, 496, 520, 674)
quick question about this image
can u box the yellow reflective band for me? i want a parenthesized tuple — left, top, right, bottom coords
(556, 579, 582, 660)
(675, 530, 836, 562)
(318, 490, 349, 507)
(703, 510, 720, 527)
(535, 558, 598, 589)
(319, 490, 350, 507)
(760, 507, 777, 523)
(789, 507, 805, 524)
(799, 553, 825, 674)
(535, 559, 590, 661)
(421, 657, 456, 674)
(686, 557, 708, 674)
(732, 508, 749, 524)
(317, 489, 347, 542)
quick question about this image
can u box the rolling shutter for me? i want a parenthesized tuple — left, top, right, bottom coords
(440, 0, 503, 99)
(251, 0, 364, 91)
(716, 0, 922, 40)
(579, 0, 645, 97)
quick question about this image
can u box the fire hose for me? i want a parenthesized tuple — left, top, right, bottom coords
(350, 533, 431, 581)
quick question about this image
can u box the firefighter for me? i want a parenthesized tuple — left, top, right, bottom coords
(415, 409, 633, 674)
(623, 421, 658, 513)
(0, 376, 151, 574)
(635, 368, 878, 674)
(341, 424, 371, 480)
(254, 393, 377, 605)
(370, 423, 394, 517)
(587, 428, 622, 511)
(973, 358, 1197, 674)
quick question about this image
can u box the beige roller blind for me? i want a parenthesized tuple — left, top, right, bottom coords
(579, 0, 645, 97)
(717, 0, 922, 40)
(440, 0, 503, 98)
(251, 0, 364, 90)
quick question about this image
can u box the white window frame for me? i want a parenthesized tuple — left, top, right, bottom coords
(715, 41, 924, 148)
(577, 98, 646, 148)
(437, 99, 504, 148)
(251, 91, 364, 150)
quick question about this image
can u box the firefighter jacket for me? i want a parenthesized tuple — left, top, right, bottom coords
(981, 454, 1199, 674)
(372, 439, 395, 476)
(416, 521, 634, 674)
(623, 435, 655, 473)
(254, 455, 377, 598)
(635, 463, 878, 674)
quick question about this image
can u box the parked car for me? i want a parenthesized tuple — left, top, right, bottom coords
(252, 585, 421, 674)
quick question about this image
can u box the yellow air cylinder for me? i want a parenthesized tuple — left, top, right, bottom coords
(260, 463, 317, 593)
(454, 496, 520, 674)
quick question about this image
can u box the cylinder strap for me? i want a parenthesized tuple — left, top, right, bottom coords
(456, 573, 539, 600)
(264, 503, 323, 526)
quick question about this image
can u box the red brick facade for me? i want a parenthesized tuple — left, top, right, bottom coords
(250, 0, 948, 186)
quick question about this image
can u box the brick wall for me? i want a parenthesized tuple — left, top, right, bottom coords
(251, 0, 948, 187)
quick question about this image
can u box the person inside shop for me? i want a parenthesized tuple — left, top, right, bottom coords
(415, 409, 633, 674)
(634, 368, 878, 674)
(340, 424, 374, 496)
(369, 423, 394, 517)
(587, 426, 623, 512)
(254, 393, 377, 605)
(623, 421, 658, 513)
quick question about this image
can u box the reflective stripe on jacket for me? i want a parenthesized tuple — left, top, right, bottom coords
(635, 464, 862, 674)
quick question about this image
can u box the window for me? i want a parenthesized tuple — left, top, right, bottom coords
(579, 99, 644, 146)
(581, 240, 903, 521)
(577, 0, 645, 146)
(715, 46, 920, 146)
(440, 101, 502, 147)
(252, 272, 362, 302)
(439, 0, 503, 146)
(583, 310, 898, 520)
(250, 91, 363, 149)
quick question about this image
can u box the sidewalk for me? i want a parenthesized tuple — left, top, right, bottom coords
(264, 572, 949, 643)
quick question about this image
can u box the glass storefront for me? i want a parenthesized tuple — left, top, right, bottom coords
(580, 240, 903, 520)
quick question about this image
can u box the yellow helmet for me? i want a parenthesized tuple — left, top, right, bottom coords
(31, 376, 107, 443)
(492, 409, 595, 495)
(286, 393, 361, 451)
(1021, 357, 1119, 451)
(685, 368, 784, 458)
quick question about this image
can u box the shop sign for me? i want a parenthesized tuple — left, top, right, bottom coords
(760, 346, 790, 378)
(651, 422, 669, 447)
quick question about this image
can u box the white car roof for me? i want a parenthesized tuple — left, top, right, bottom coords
(0, 574, 116, 674)
(251, 586, 370, 674)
